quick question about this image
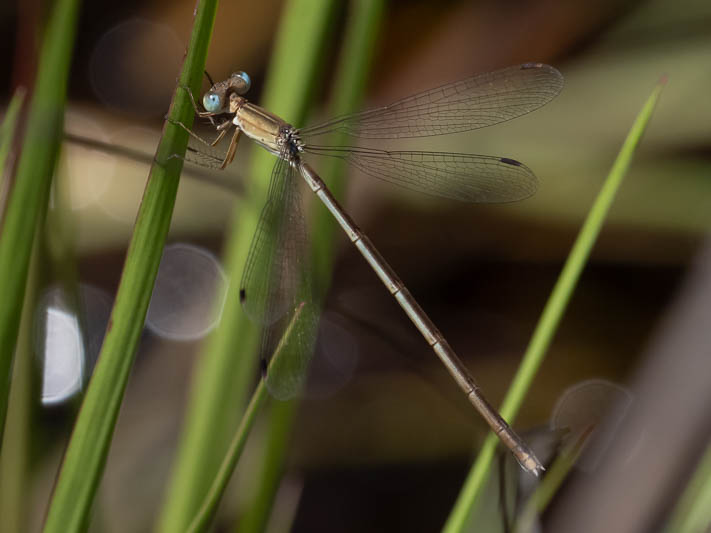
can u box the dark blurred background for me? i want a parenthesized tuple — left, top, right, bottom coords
(1, 0, 710, 532)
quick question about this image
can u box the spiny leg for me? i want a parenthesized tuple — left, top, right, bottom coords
(221, 128, 242, 169)
(166, 115, 232, 148)
(210, 125, 229, 147)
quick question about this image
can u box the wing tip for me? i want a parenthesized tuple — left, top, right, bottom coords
(519, 62, 564, 92)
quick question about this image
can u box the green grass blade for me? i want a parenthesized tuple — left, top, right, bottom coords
(156, 1, 337, 531)
(442, 77, 667, 533)
(664, 442, 711, 533)
(0, 230, 40, 533)
(185, 304, 308, 533)
(0, 87, 26, 204)
(0, 0, 80, 442)
(186, 381, 270, 533)
(236, 399, 297, 533)
(237, 2, 383, 531)
(41, 2, 218, 532)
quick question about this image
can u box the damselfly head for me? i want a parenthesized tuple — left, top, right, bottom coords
(201, 71, 251, 114)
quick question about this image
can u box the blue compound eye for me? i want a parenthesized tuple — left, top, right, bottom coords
(202, 92, 222, 112)
(231, 71, 251, 94)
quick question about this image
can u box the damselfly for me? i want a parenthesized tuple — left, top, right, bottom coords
(174, 62, 563, 475)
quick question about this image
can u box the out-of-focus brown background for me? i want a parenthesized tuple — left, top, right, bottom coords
(1, 0, 710, 531)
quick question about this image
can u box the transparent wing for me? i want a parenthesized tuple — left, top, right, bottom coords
(240, 156, 318, 399)
(184, 145, 224, 169)
(184, 135, 228, 169)
(299, 63, 563, 140)
(304, 146, 537, 203)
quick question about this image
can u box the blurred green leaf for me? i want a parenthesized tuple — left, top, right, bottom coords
(238, 1, 384, 531)
(185, 302, 309, 533)
(156, 0, 338, 530)
(0, 226, 39, 533)
(0, 87, 25, 197)
(0, 0, 80, 444)
(664, 441, 711, 533)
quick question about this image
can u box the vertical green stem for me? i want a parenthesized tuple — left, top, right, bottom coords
(237, 1, 384, 531)
(0, 229, 40, 533)
(0, 87, 26, 212)
(664, 441, 711, 533)
(42, 2, 218, 532)
(0, 0, 81, 442)
(233, 0, 340, 530)
(157, 1, 337, 531)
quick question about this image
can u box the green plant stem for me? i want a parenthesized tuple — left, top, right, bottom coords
(237, 1, 383, 531)
(0, 227, 40, 533)
(664, 441, 711, 533)
(0, 0, 80, 442)
(186, 382, 269, 533)
(41, 2, 217, 532)
(443, 78, 666, 533)
(236, 400, 298, 533)
(0, 87, 26, 211)
(233, 1, 339, 530)
(154, 183, 259, 531)
(156, 1, 337, 531)
(185, 303, 307, 533)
